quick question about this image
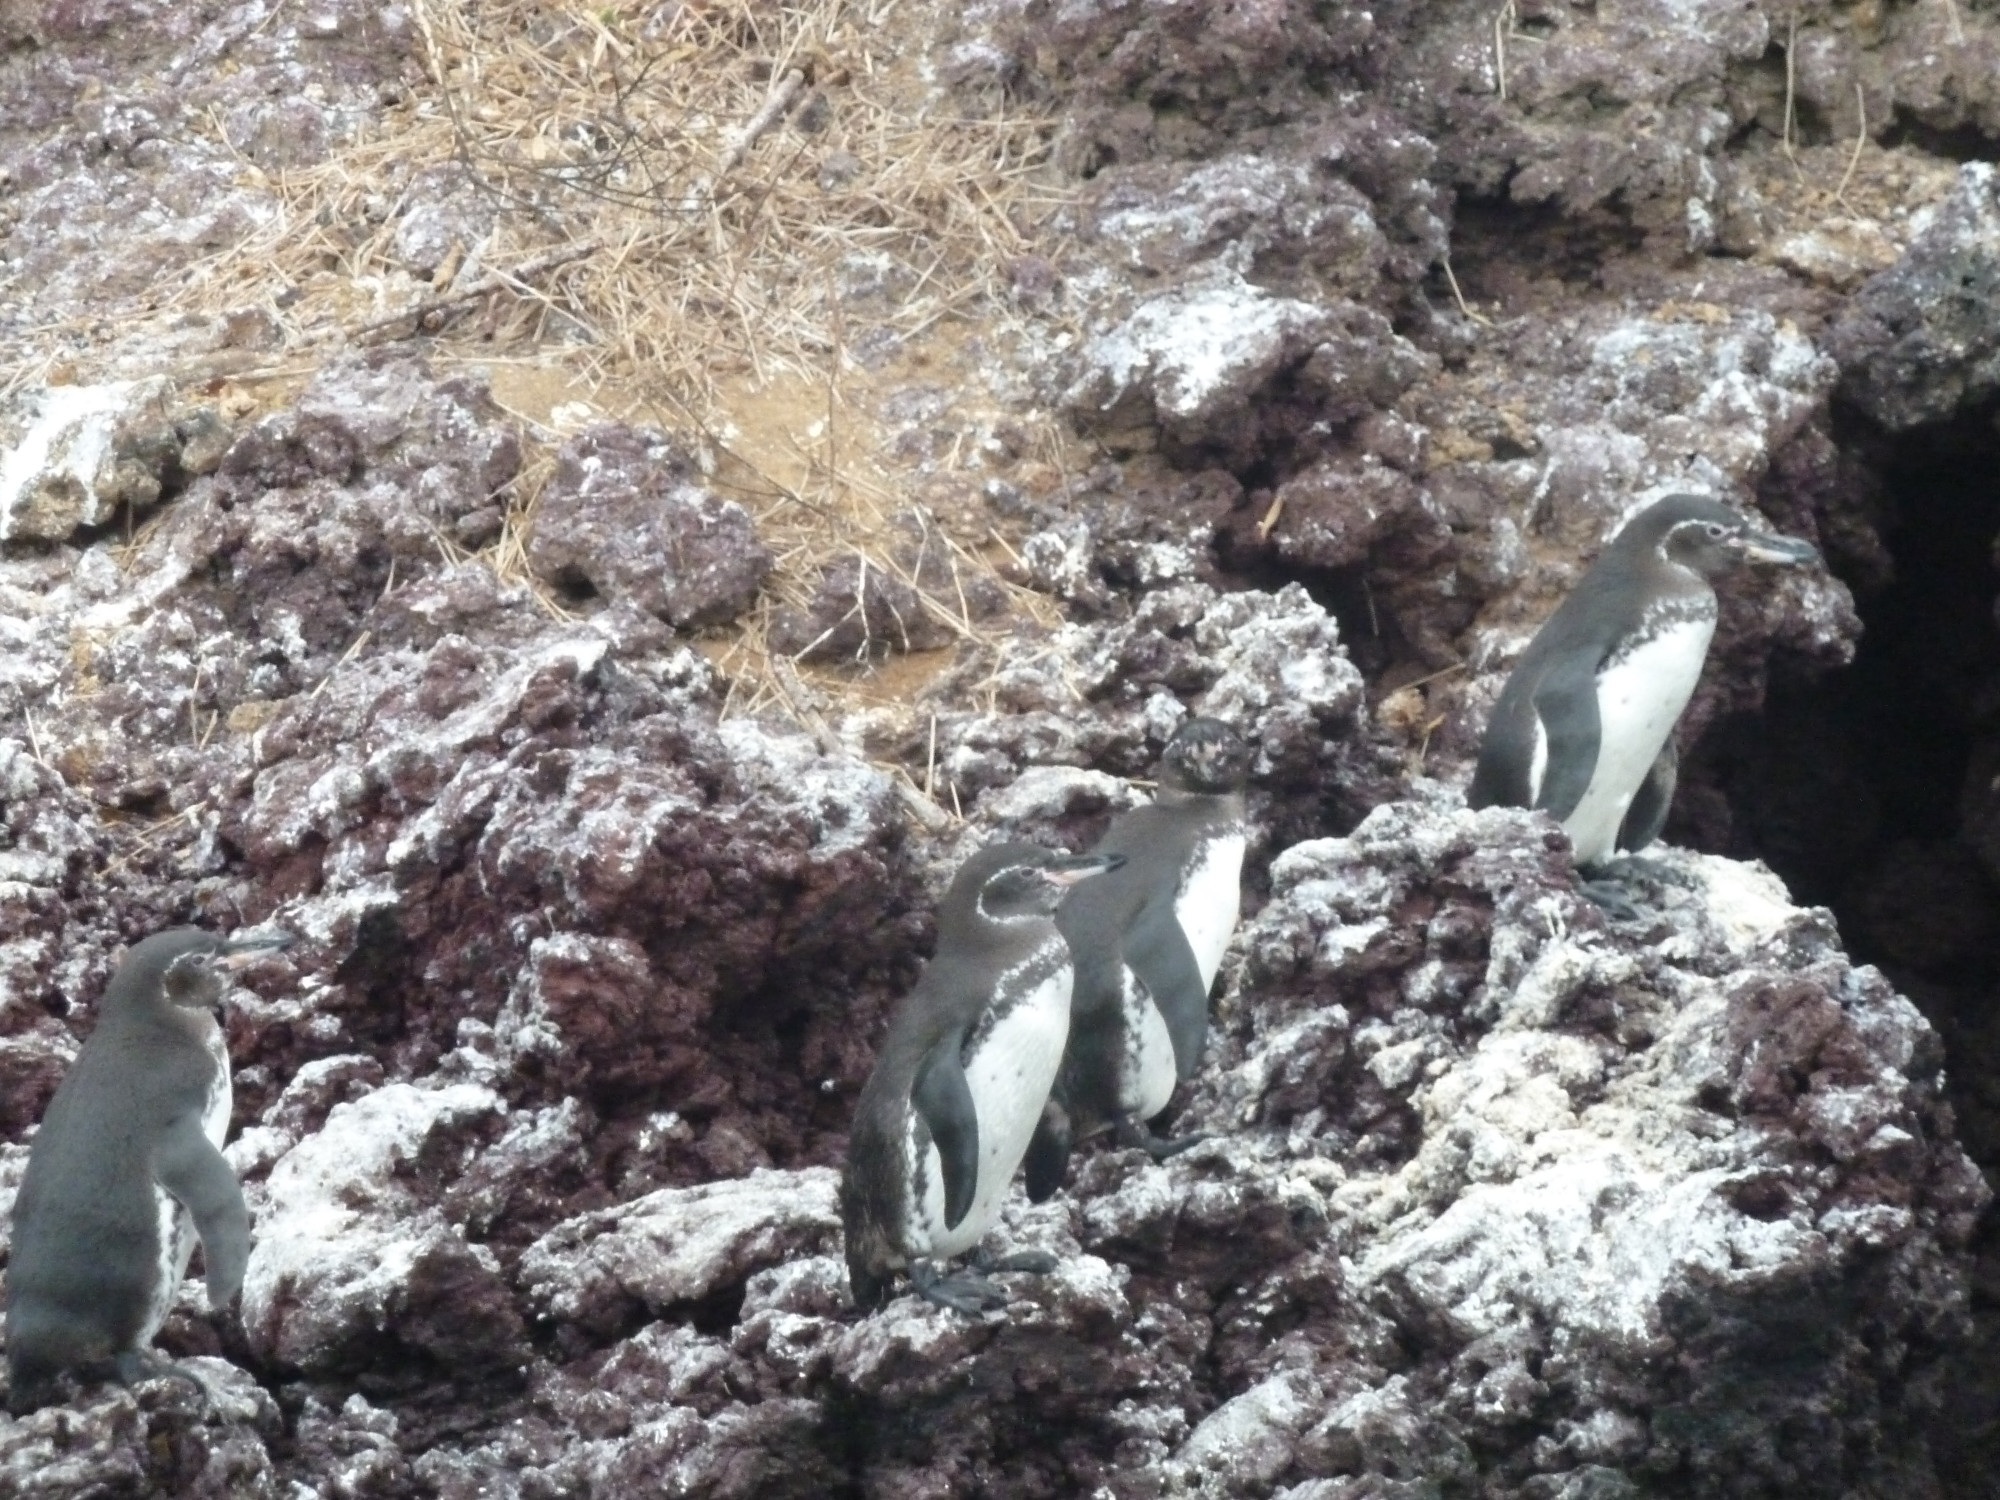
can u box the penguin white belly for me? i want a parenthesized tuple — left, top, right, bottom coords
(1120, 969, 1178, 1122)
(910, 963, 1072, 1259)
(144, 1019, 232, 1341)
(1175, 831, 1245, 992)
(1559, 619, 1713, 867)
(1117, 830, 1245, 1120)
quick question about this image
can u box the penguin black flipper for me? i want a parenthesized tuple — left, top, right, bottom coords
(1024, 1099, 1071, 1205)
(1616, 739, 1677, 855)
(1467, 651, 1601, 815)
(911, 1037, 980, 1232)
(1527, 651, 1603, 822)
(154, 1115, 251, 1308)
(1466, 675, 1540, 810)
(1125, 894, 1210, 1083)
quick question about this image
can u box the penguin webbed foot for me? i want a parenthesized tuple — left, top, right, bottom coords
(114, 1350, 211, 1411)
(1580, 855, 1690, 921)
(1114, 1115, 1209, 1162)
(969, 1246, 1060, 1276)
(909, 1259, 1011, 1316)
(1577, 877, 1648, 922)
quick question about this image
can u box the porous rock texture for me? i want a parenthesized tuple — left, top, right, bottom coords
(6, 0, 2000, 1495)
(526, 427, 773, 629)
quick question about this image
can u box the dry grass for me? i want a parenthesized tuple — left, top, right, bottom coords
(130, 0, 1083, 737)
(170, 0, 1066, 402)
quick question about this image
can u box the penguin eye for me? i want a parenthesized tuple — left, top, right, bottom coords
(1703, 522, 1729, 540)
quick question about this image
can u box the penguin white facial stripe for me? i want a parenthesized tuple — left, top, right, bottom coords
(1562, 616, 1714, 866)
(1654, 517, 1731, 563)
(974, 896, 1041, 924)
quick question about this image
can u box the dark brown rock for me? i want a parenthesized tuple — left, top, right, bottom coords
(770, 553, 955, 661)
(1828, 166, 2000, 432)
(529, 425, 772, 629)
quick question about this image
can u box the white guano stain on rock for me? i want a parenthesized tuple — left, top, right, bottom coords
(519, 1167, 842, 1324)
(1069, 273, 1330, 425)
(242, 1081, 509, 1369)
(0, 382, 144, 543)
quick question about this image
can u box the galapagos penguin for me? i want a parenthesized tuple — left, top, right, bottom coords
(842, 842, 1119, 1315)
(1466, 494, 1818, 896)
(5, 926, 291, 1414)
(1024, 717, 1252, 1203)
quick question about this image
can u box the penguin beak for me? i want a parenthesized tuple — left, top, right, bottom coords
(220, 929, 296, 968)
(1732, 531, 1819, 567)
(1040, 852, 1124, 887)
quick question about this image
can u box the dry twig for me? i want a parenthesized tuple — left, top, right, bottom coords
(1834, 83, 1868, 207)
(1782, 13, 1801, 170)
(1440, 256, 1494, 328)
(713, 67, 807, 181)
(353, 242, 601, 342)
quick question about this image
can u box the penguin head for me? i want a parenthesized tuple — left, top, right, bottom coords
(1158, 717, 1253, 797)
(111, 926, 295, 1014)
(1639, 495, 1820, 579)
(952, 843, 1124, 926)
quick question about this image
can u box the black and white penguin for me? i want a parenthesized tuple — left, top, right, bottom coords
(5, 926, 291, 1414)
(1024, 717, 1252, 1203)
(842, 843, 1120, 1315)
(1466, 495, 1818, 889)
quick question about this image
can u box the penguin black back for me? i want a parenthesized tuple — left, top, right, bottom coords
(6, 927, 284, 1413)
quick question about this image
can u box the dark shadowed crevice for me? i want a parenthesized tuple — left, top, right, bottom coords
(680, 1278, 750, 1337)
(1699, 399, 2000, 977)
(1441, 195, 1649, 299)
(1689, 395, 2000, 1497)
(1877, 115, 2000, 165)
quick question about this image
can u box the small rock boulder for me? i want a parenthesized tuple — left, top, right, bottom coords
(1829, 163, 2000, 431)
(529, 425, 772, 628)
(770, 554, 955, 661)
(0, 379, 226, 543)
(519, 1167, 843, 1340)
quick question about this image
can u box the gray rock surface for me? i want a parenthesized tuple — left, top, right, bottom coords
(1828, 165, 2000, 431)
(5, 0, 2000, 1492)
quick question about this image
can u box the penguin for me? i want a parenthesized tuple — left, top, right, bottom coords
(1466, 494, 1818, 896)
(842, 842, 1121, 1315)
(1024, 717, 1252, 1203)
(5, 926, 291, 1414)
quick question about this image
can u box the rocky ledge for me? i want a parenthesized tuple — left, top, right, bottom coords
(0, 352, 1982, 1494)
